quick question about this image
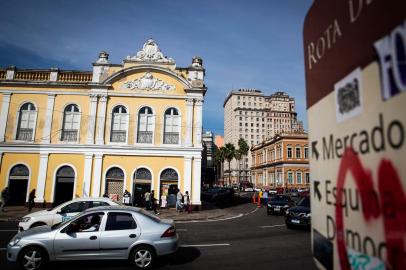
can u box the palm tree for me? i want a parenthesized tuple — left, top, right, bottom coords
(235, 149, 242, 184)
(224, 143, 236, 186)
(214, 146, 226, 185)
(238, 138, 249, 182)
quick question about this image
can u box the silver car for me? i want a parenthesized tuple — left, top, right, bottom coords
(7, 206, 178, 270)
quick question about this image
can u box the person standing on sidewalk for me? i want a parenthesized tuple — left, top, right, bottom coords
(28, 189, 36, 212)
(150, 190, 159, 215)
(1, 187, 10, 212)
(144, 190, 151, 210)
(123, 190, 131, 206)
(262, 189, 269, 206)
(176, 189, 183, 212)
(184, 191, 192, 214)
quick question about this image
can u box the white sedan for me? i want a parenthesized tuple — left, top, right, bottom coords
(18, 197, 120, 231)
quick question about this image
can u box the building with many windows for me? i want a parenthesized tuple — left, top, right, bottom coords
(250, 133, 309, 189)
(0, 39, 206, 208)
(223, 89, 303, 184)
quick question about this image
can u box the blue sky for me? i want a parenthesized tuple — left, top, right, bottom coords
(0, 0, 312, 136)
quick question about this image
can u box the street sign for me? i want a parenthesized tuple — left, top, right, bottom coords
(304, 1, 406, 269)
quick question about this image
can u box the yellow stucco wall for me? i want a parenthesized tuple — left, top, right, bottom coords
(0, 153, 40, 193)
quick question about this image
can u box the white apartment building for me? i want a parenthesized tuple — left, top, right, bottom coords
(223, 89, 303, 184)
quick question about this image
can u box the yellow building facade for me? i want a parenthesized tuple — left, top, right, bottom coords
(251, 133, 309, 190)
(0, 39, 206, 207)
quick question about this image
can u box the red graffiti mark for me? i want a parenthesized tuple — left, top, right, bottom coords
(335, 148, 406, 270)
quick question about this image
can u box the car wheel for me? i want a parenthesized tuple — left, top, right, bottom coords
(286, 223, 293, 230)
(18, 246, 48, 270)
(130, 245, 156, 269)
(30, 222, 46, 229)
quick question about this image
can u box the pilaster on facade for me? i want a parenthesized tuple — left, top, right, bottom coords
(192, 157, 202, 205)
(35, 153, 49, 203)
(83, 153, 93, 197)
(41, 94, 56, 144)
(87, 94, 98, 144)
(185, 98, 194, 147)
(193, 98, 203, 147)
(91, 153, 103, 197)
(96, 95, 107, 145)
(0, 152, 3, 172)
(0, 92, 11, 142)
(183, 156, 193, 194)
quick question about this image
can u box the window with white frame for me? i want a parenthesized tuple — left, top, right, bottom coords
(297, 171, 302, 184)
(304, 147, 309, 159)
(137, 106, 154, 144)
(163, 108, 180, 144)
(16, 102, 37, 141)
(288, 171, 293, 184)
(287, 146, 293, 158)
(305, 173, 310, 184)
(295, 147, 301, 158)
(61, 104, 80, 142)
(111, 105, 128, 143)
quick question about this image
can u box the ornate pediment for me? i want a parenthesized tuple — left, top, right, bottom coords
(122, 72, 175, 91)
(126, 38, 174, 63)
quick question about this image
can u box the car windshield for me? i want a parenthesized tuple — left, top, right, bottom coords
(270, 195, 289, 202)
(297, 197, 310, 207)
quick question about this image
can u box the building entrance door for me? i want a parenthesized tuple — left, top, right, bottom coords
(54, 166, 75, 206)
(8, 165, 29, 206)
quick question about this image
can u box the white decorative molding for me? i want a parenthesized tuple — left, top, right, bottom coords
(83, 153, 93, 197)
(185, 99, 194, 147)
(87, 94, 98, 144)
(126, 38, 174, 63)
(96, 95, 107, 145)
(122, 72, 175, 91)
(0, 93, 11, 142)
(192, 157, 202, 205)
(41, 94, 56, 143)
(35, 153, 49, 203)
(91, 154, 103, 197)
(183, 156, 192, 194)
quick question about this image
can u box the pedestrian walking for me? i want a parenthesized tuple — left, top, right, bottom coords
(144, 190, 151, 210)
(176, 189, 183, 212)
(1, 187, 10, 212)
(184, 191, 191, 214)
(123, 190, 131, 206)
(103, 192, 109, 198)
(263, 189, 269, 206)
(28, 189, 36, 212)
(150, 190, 159, 215)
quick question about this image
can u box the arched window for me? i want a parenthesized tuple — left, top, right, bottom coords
(163, 108, 180, 144)
(16, 102, 37, 141)
(61, 104, 80, 142)
(111, 105, 128, 143)
(137, 106, 154, 144)
(105, 167, 125, 200)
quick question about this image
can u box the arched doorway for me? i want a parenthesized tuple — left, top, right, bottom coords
(160, 168, 178, 208)
(54, 166, 75, 206)
(105, 167, 124, 201)
(8, 164, 29, 206)
(133, 168, 152, 207)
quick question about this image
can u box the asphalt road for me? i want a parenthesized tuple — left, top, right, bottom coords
(0, 205, 316, 270)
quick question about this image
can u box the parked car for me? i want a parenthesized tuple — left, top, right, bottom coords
(201, 187, 234, 205)
(8, 206, 178, 270)
(18, 197, 120, 231)
(285, 196, 311, 229)
(267, 195, 295, 215)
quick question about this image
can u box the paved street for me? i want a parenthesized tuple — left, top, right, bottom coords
(0, 204, 316, 270)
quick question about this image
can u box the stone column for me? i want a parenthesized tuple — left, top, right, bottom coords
(183, 156, 192, 194)
(0, 93, 11, 142)
(96, 95, 107, 145)
(185, 98, 194, 146)
(193, 99, 203, 146)
(41, 94, 56, 144)
(83, 153, 93, 197)
(87, 94, 98, 144)
(192, 157, 202, 206)
(91, 154, 103, 197)
(35, 153, 49, 203)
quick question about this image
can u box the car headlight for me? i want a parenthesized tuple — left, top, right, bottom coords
(9, 237, 21, 246)
(20, 217, 31, 222)
(286, 209, 290, 215)
(284, 204, 289, 208)
(305, 213, 311, 218)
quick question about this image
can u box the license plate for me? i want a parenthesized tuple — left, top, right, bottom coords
(274, 206, 281, 211)
(291, 219, 300, 224)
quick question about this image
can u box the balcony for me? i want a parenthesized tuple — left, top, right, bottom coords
(16, 128, 33, 141)
(163, 132, 179, 144)
(137, 131, 153, 144)
(61, 129, 78, 142)
(111, 130, 127, 143)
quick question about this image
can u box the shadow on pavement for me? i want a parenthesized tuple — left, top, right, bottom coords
(156, 247, 201, 267)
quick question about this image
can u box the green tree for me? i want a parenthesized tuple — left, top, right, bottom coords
(214, 146, 226, 185)
(224, 143, 236, 185)
(235, 149, 242, 184)
(238, 138, 249, 182)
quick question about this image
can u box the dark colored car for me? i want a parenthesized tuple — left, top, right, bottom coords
(285, 196, 311, 229)
(267, 195, 294, 215)
(201, 188, 234, 206)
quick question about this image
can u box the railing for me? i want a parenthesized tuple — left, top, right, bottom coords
(58, 72, 92, 82)
(61, 130, 78, 142)
(163, 132, 179, 144)
(137, 131, 153, 144)
(16, 128, 33, 141)
(111, 131, 126, 143)
(14, 71, 49, 81)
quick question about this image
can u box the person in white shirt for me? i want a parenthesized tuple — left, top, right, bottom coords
(176, 189, 184, 212)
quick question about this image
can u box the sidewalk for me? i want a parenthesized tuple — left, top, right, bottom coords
(0, 203, 258, 223)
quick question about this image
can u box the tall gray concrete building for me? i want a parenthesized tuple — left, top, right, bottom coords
(223, 89, 303, 184)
